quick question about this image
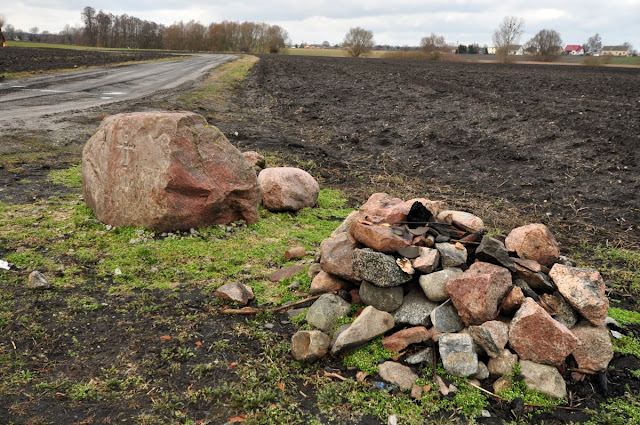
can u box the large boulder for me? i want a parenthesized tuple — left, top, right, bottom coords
(82, 111, 260, 231)
(258, 167, 319, 211)
(504, 223, 560, 267)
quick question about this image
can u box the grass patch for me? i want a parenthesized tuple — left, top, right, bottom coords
(578, 243, 640, 296)
(48, 164, 83, 188)
(585, 392, 640, 424)
(613, 335, 640, 359)
(608, 307, 640, 326)
(342, 337, 397, 374)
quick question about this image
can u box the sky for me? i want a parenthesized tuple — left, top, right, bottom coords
(2, 0, 639, 49)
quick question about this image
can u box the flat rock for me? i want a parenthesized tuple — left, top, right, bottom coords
(215, 282, 254, 305)
(405, 347, 435, 365)
(378, 361, 419, 391)
(412, 247, 440, 273)
(82, 111, 260, 231)
(382, 327, 431, 352)
(436, 243, 467, 268)
(445, 261, 512, 326)
(258, 167, 319, 211)
(320, 233, 359, 281)
(352, 248, 412, 288)
(476, 236, 516, 272)
(540, 292, 579, 329)
(520, 360, 567, 399)
(571, 323, 614, 372)
(310, 271, 349, 294)
(505, 223, 560, 267)
(509, 298, 580, 366)
(467, 320, 510, 358)
(549, 264, 609, 326)
(306, 294, 351, 332)
(514, 262, 555, 292)
(332, 306, 395, 354)
(439, 333, 478, 377)
(419, 268, 463, 302)
(430, 299, 465, 333)
(488, 349, 518, 377)
(436, 210, 484, 232)
(359, 280, 404, 312)
(27, 270, 52, 290)
(349, 221, 411, 253)
(393, 288, 439, 326)
(268, 265, 307, 282)
(291, 330, 331, 362)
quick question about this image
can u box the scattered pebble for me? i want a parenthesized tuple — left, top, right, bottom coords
(264, 323, 275, 330)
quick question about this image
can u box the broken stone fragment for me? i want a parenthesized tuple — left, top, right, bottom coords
(439, 333, 479, 377)
(571, 323, 614, 373)
(268, 265, 307, 282)
(378, 361, 419, 390)
(306, 294, 351, 332)
(514, 260, 555, 292)
(412, 247, 440, 273)
(291, 330, 331, 362)
(310, 271, 349, 294)
(258, 167, 319, 211)
(352, 248, 412, 288)
(436, 243, 467, 268)
(382, 326, 431, 352)
(505, 223, 560, 267)
(499, 286, 525, 314)
(214, 282, 254, 305)
(488, 349, 518, 377)
(349, 220, 411, 253)
(539, 292, 579, 329)
(359, 280, 404, 312)
(28, 270, 52, 290)
(405, 347, 435, 365)
(519, 360, 567, 399)
(475, 236, 516, 272)
(331, 306, 395, 354)
(467, 320, 510, 358)
(393, 288, 439, 326)
(436, 210, 484, 232)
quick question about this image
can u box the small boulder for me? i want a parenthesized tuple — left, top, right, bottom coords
(520, 360, 567, 399)
(488, 349, 518, 377)
(332, 306, 395, 354)
(306, 294, 351, 331)
(320, 233, 359, 281)
(359, 193, 410, 223)
(310, 271, 349, 294)
(28, 271, 52, 290)
(571, 323, 614, 372)
(430, 299, 465, 333)
(393, 288, 439, 326)
(476, 236, 516, 272)
(349, 221, 411, 253)
(467, 320, 510, 358)
(291, 330, 331, 362)
(412, 247, 440, 274)
(439, 333, 479, 377)
(549, 264, 609, 327)
(359, 280, 404, 312)
(406, 347, 435, 365)
(382, 327, 431, 352)
(436, 210, 484, 232)
(492, 376, 513, 393)
(378, 361, 419, 390)
(505, 223, 560, 267)
(509, 298, 580, 366)
(436, 243, 467, 268)
(352, 248, 412, 288)
(258, 167, 319, 211)
(419, 268, 463, 302)
(215, 282, 254, 305)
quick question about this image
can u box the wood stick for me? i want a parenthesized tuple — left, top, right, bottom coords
(220, 292, 334, 315)
(466, 382, 583, 411)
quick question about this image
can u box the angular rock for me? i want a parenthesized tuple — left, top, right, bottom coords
(436, 243, 468, 268)
(514, 279, 540, 301)
(306, 294, 351, 332)
(27, 270, 52, 290)
(330, 211, 361, 237)
(392, 287, 438, 326)
(476, 236, 516, 272)
(436, 210, 484, 232)
(509, 298, 580, 366)
(430, 299, 465, 333)
(258, 167, 319, 211)
(291, 330, 331, 362)
(520, 360, 567, 399)
(320, 233, 359, 281)
(332, 306, 395, 354)
(549, 264, 609, 327)
(499, 286, 525, 314)
(382, 327, 431, 352)
(406, 347, 435, 365)
(514, 261, 555, 292)
(492, 376, 513, 393)
(359, 280, 404, 312)
(349, 221, 411, 253)
(242, 150, 266, 174)
(488, 349, 518, 377)
(310, 271, 349, 294)
(505, 223, 560, 267)
(268, 265, 307, 282)
(412, 247, 440, 274)
(359, 193, 410, 223)
(378, 361, 419, 391)
(307, 263, 322, 279)
(352, 248, 412, 288)
(445, 262, 512, 326)
(467, 320, 510, 358)
(540, 293, 579, 329)
(419, 268, 463, 302)
(82, 111, 260, 231)
(571, 323, 614, 372)
(411, 384, 423, 399)
(473, 361, 490, 380)
(439, 333, 479, 377)
(215, 282, 254, 305)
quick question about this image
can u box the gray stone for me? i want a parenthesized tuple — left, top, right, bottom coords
(214, 282, 254, 305)
(28, 271, 52, 290)
(393, 288, 438, 326)
(467, 321, 510, 358)
(291, 330, 331, 362)
(514, 262, 555, 292)
(306, 294, 351, 331)
(540, 293, 580, 329)
(520, 360, 567, 399)
(359, 280, 404, 312)
(488, 349, 518, 377)
(436, 243, 468, 268)
(378, 361, 419, 390)
(412, 247, 440, 274)
(405, 347, 435, 365)
(352, 248, 412, 288)
(430, 299, 465, 333)
(439, 333, 478, 377)
(419, 268, 463, 302)
(571, 323, 614, 373)
(476, 236, 516, 272)
(473, 361, 490, 380)
(332, 306, 395, 354)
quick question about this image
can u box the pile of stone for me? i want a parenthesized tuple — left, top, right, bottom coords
(291, 193, 613, 400)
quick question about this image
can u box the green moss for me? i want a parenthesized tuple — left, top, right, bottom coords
(342, 338, 397, 374)
(608, 307, 640, 326)
(585, 392, 640, 425)
(613, 335, 640, 359)
(48, 164, 82, 188)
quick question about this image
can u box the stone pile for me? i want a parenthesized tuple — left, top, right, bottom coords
(291, 193, 614, 400)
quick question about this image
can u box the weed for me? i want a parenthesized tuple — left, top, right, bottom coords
(613, 335, 640, 359)
(342, 337, 397, 374)
(68, 381, 99, 401)
(608, 307, 640, 326)
(585, 391, 640, 424)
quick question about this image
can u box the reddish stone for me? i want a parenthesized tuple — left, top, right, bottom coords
(500, 286, 525, 314)
(320, 233, 359, 281)
(310, 271, 349, 294)
(571, 323, 614, 372)
(215, 282, 254, 305)
(258, 167, 319, 211)
(505, 223, 560, 267)
(436, 210, 484, 232)
(382, 326, 431, 352)
(445, 262, 513, 326)
(349, 221, 411, 253)
(359, 193, 409, 223)
(509, 298, 580, 366)
(268, 265, 307, 282)
(549, 264, 609, 326)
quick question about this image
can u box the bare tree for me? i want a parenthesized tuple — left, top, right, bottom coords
(583, 33, 602, 55)
(492, 16, 525, 62)
(343, 27, 374, 57)
(420, 33, 449, 58)
(0, 14, 6, 47)
(526, 29, 562, 62)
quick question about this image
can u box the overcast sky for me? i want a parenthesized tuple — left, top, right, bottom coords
(3, 1, 639, 49)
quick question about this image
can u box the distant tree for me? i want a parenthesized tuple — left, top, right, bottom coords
(0, 14, 6, 46)
(343, 27, 374, 57)
(420, 33, 448, 58)
(81, 6, 97, 45)
(525, 29, 562, 62)
(29, 26, 39, 42)
(468, 44, 478, 54)
(492, 16, 525, 62)
(265, 24, 288, 53)
(322, 40, 330, 48)
(456, 44, 467, 54)
(584, 33, 602, 55)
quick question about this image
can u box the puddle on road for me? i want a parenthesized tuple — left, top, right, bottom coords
(101, 91, 126, 95)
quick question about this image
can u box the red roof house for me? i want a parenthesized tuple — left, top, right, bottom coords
(564, 45, 584, 55)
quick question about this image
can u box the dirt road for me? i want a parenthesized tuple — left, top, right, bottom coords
(0, 53, 235, 132)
